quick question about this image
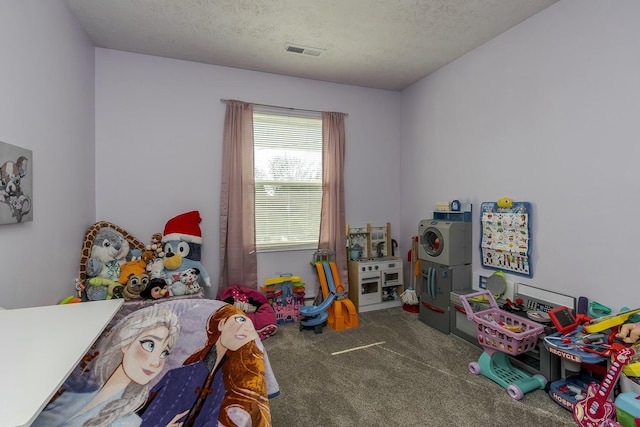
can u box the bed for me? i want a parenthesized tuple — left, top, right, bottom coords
(32, 297, 280, 427)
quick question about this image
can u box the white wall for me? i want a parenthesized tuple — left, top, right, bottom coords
(0, 0, 95, 309)
(95, 50, 401, 298)
(400, 0, 640, 310)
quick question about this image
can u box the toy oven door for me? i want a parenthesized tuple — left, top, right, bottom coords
(359, 274, 381, 305)
(449, 301, 480, 347)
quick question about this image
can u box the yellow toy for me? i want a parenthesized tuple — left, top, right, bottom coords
(584, 308, 640, 333)
(263, 275, 301, 287)
(497, 197, 513, 208)
(260, 275, 303, 293)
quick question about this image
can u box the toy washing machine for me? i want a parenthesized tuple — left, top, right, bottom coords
(418, 219, 472, 266)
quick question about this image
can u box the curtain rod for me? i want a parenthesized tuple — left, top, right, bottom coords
(220, 98, 347, 117)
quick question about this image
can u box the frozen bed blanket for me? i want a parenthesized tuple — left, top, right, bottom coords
(33, 298, 280, 427)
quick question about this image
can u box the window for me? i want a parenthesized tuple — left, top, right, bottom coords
(253, 110, 322, 251)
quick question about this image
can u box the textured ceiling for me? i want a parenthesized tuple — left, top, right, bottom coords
(63, 0, 558, 91)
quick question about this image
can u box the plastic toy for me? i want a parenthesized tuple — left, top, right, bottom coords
(261, 273, 304, 324)
(589, 301, 612, 318)
(299, 262, 358, 333)
(58, 295, 81, 304)
(584, 308, 640, 334)
(544, 326, 623, 361)
(460, 290, 547, 400)
(497, 197, 513, 208)
(549, 306, 580, 335)
(615, 391, 640, 427)
(263, 275, 302, 287)
(574, 347, 635, 427)
(542, 325, 616, 412)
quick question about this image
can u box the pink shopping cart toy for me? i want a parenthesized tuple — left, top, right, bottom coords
(460, 290, 547, 400)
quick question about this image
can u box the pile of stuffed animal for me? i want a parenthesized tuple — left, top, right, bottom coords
(78, 211, 214, 301)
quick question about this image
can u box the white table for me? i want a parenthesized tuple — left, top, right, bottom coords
(0, 299, 123, 427)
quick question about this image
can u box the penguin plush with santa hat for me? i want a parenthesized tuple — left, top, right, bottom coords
(162, 210, 214, 296)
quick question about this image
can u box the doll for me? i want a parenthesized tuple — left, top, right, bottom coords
(617, 322, 640, 344)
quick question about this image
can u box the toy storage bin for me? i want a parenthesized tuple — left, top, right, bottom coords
(621, 373, 640, 394)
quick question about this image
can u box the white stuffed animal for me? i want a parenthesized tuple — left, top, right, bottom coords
(146, 257, 167, 282)
(168, 268, 202, 296)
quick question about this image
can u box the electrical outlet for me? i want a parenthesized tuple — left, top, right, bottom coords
(472, 272, 487, 291)
(479, 275, 487, 289)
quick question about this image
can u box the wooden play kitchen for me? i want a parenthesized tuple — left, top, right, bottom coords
(346, 223, 404, 313)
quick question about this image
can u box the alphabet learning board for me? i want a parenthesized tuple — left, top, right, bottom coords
(480, 201, 532, 277)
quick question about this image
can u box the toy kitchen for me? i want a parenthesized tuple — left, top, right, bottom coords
(347, 223, 404, 313)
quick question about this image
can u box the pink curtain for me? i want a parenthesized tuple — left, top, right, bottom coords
(219, 100, 257, 294)
(319, 112, 348, 287)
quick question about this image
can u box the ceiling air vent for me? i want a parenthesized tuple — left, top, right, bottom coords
(285, 43, 324, 57)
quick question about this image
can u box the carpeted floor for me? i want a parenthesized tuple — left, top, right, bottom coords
(263, 306, 575, 426)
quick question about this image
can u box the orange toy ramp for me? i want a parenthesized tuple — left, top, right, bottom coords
(315, 262, 358, 331)
(331, 297, 358, 331)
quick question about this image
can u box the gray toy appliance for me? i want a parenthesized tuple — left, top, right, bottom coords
(418, 220, 472, 266)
